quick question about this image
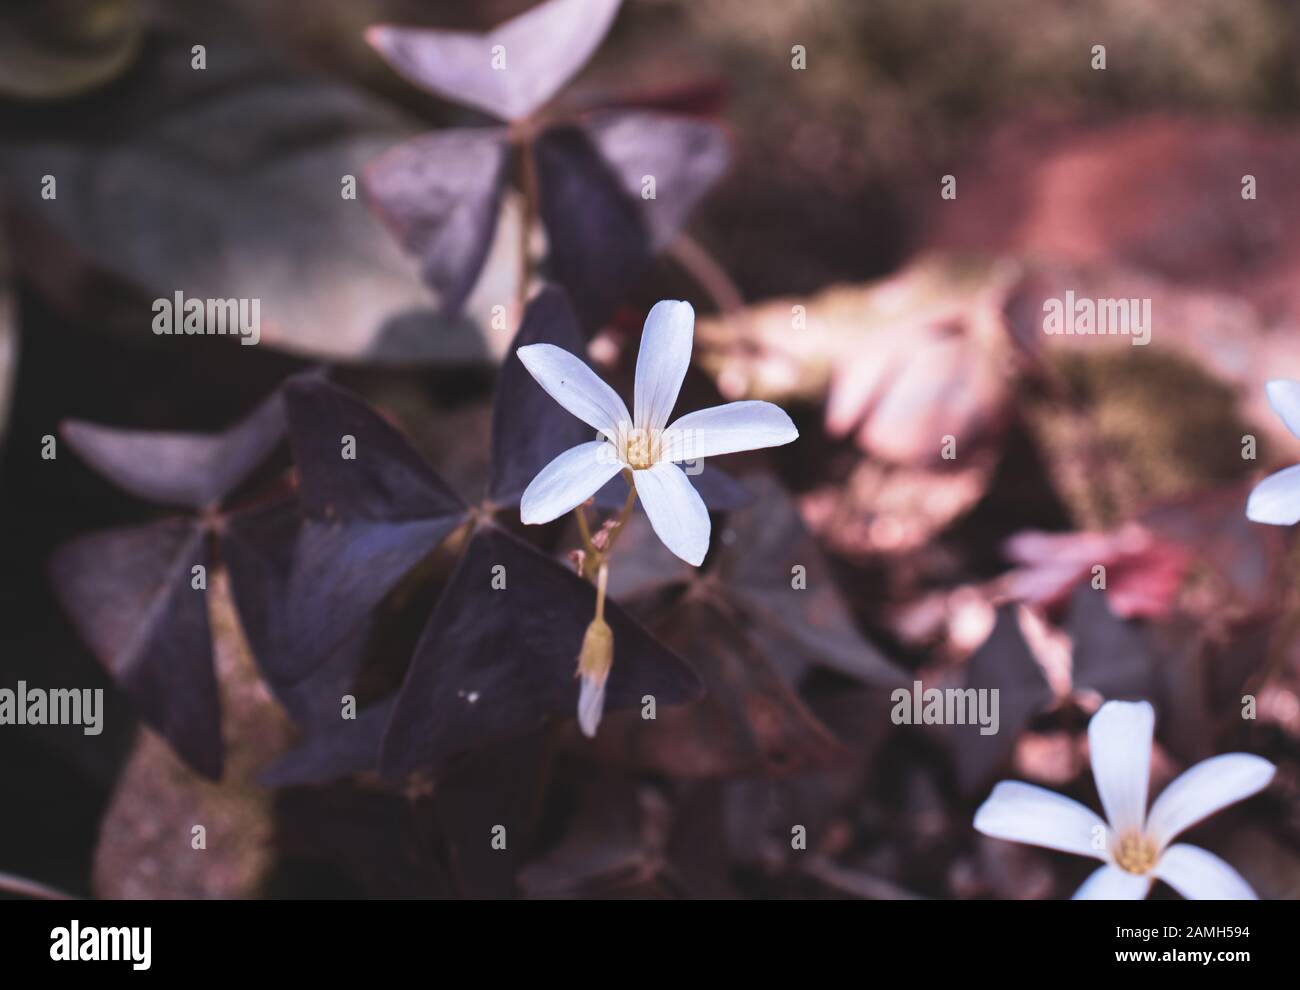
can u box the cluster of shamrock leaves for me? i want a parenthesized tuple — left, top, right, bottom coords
(52, 290, 703, 779)
(361, 0, 729, 325)
(53, 284, 911, 787)
(45, 0, 754, 782)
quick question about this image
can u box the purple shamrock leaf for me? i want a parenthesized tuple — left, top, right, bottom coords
(380, 524, 700, 774)
(364, 129, 510, 315)
(949, 605, 1053, 794)
(532, 123, 652, 328)
(50, 518, 220, 778)
(51, 388, 293, 778)
(584, 110, 731, 252)
(366, 0, 624, 123)
(60, 389, 285, 510)
(282, 376, 471, 683)
(361, 2, 729, 324)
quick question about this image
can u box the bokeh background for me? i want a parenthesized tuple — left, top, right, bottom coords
(1, 0, 1299, 899)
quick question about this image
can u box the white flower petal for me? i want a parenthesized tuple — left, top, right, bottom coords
(1265, 379, 1300, 440)
(1146, 753, 1275, 849)
(517, 343, 630, 440)
(1072, 864, 1152, 900)
(1088, 700, 1154, 836)
(633, 461, 710, 566)
(1246, 464, 1300, 526)
(974, 780, 1109, 860)
(520, 441, 624, 525)
(633, 300, 694, 431)
(577, 672, 607, 738)
(663, 400, 799, 462)
(1154, 844, 1258, 900)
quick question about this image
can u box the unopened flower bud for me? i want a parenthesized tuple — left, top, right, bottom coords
(576, 616, 613, 737)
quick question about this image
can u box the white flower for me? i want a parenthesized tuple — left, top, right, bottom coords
(516, 299, 799, 565)
(974, 700, 1275, 899)
(1247, 379, 1300, 525)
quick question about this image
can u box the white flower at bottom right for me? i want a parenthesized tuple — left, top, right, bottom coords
(974, 700, 1275, 899)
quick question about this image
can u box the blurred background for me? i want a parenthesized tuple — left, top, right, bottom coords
(1, 0, 1299, 899)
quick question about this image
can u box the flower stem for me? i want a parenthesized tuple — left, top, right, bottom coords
(669, 233, 744, 315)
(570, 472, 639, 579)
(601, 472, 639, 558)
(575, 503, 594, 554)
(594, 561, 609, 622)
(516, 135, 539, 321)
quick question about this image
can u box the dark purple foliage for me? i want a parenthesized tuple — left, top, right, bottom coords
(380, 524, 700, 773)
(51, 392, 293, 778)
(360, 3, 729, 325)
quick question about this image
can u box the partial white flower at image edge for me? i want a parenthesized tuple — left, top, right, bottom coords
(974, 700, 1275, 899)
(516, 299, 799, 566)
(1247, 378, 1300, 525)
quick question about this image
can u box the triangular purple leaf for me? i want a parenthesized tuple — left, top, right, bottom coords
(585, 110, 730, 250)
(284, 517, 464, 684)
(261, 698, 397, 788)
(49, 518, 222, 778)
(61, 390, 285, 510)
(284, 376, 468, 521)
(380, 524, 700, 773)
(432, 732, 554, 897)
(282, 377, 469, 683)
(488, 286, 594, 506)
(1066, 584, 1155, 701)
(950, 604, 1053, 794)
(535, 123, 652, 327)
(364, 128, 510, 313)
(714, 475, 903, 686)
(365, 0, 624, 122)
(219, 494, 373, 725)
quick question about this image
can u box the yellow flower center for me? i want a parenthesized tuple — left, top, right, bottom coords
(1113, 831, 1158, 875)
(623, 427, 659, 470)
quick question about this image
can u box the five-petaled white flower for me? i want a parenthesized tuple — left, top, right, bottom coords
(1247, 379, 1300, 526)
(974, 700, 1274, 899)
(517, 299, 799, 565)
